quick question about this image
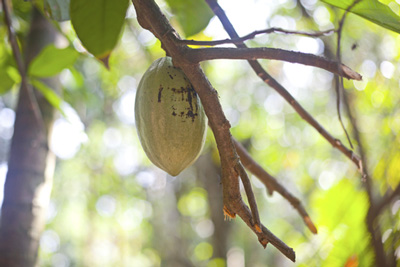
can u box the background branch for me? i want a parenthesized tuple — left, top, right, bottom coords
(1, 0, 44, 129)
(334, 2, 389, 265)
(334, 2, 360, 150)
(179, 27, 335, 46)
(342, 69, 388, 267)
(205, 0, 362, 171)
(187, 47, 361, 80)
(371, 184, 400, 219)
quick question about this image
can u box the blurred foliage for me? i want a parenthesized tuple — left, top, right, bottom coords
(28, 45, 79, 78)
(164, 0, 214, 37)
(321, 0, 400, 34)
(0, 0, 400, 266)
(46, 0, 70, 21)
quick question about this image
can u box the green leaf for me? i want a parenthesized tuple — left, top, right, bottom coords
(31, 79, 66, 117)
(0, 49, 19, 95)
(165, 0, 214, 37)
(0, 66, 17, 95)
(70, 0, 129, 59)
(28, 45, 79, 78)
(45, 0, 70, 21)
(321, 0, 400, 34)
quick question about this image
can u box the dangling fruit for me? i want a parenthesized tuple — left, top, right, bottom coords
(135, 57, 207, 176)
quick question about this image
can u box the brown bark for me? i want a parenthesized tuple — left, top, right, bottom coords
(0, 8, 60, 267)
(186, 47, 361, 81)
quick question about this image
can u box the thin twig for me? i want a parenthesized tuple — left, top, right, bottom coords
(179, 27, 336, 46)
(238, 209, 296, 262)
(187, 47, 361, 80)
(205, 0, 363, 171)
(1, 0, 44, 128)
(371, 183, 400, 219)
(335, 2, 360, 150)
(235, 161, 262, 232)
(1, 0, 25, 76)
(234, 139, 318, 234)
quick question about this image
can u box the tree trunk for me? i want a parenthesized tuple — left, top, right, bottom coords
(0, 8, 60, 267)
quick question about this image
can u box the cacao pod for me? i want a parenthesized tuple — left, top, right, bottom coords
(135, 57, 207, 176)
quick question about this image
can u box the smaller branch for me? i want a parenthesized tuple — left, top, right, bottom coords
(260, 225, 295, 262)
(186, 47, 362, 81)
(233, 203, 296, 262)
(334, 4, 354, 150)
(179, 27, 336, 46)
(234, 139, 318, 234)
(235, 162, 261, 232)
(1, 0, 26, 76)
(370, 183, 400, 219)
(1, 0, 44, 128)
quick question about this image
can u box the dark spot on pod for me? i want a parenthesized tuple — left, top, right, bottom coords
(158, 85, 163, 103)
(186, 85, 194, 112)
(169, 74, 174, 79)
(186, 110, 198, 122)
(172, 111, 177, 116)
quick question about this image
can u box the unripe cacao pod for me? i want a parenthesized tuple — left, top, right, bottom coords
(135, 57, 207, 176)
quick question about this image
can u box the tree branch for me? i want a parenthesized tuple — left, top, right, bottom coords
(130, 0, 296, 261)
(334, 2, 359, 151)
(235, 161, 261, 232)
(205, 0, 362, 171)
(234, 139, 318, 234)
(371, 183, 400, 219)
(187, 47, 361, 80)
(178, 27, 336, 46)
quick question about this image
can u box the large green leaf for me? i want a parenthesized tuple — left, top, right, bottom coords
(321, 0, 400, 34)
(165, 0, 214, 37)
(46, 0, 70, 21)
(31, 79, 66, 117)
(28, 44, 79, 77)
(0, 66, 17, 95)
(0, 50, 18, 95)
(70, 0, 129, 62)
